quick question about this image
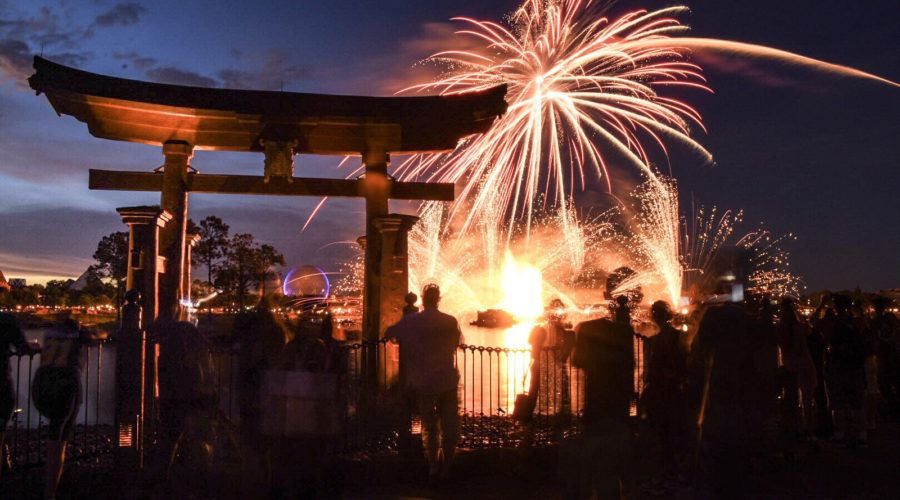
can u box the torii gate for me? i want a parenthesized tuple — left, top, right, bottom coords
(28, 56, 506, 337)
(29, 56, 506, 468)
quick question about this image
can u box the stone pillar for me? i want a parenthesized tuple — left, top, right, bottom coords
(373, 214, 419, 335)
(184, 232, 201, 305)
(117, 206, 172, 330)
(158, 140, 193, 320)
(362, 150, 390, 345)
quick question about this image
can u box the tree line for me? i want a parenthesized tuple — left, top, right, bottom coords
(0, 216, 283, 311)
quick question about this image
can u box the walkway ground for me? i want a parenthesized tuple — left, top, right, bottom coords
(3, 421, 899, 498)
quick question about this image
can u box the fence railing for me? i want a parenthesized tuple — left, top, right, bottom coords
(7, 341, 114, 471)
(6, 332, 647, 469)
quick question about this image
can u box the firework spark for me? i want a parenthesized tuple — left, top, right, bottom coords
(624, 176, 804, 303)
(321, 0, 884, 328)
(395, 0, 713, 244)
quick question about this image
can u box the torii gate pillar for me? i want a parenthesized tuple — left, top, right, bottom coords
(117, 206, 172, 330)
(159, 141, 193, 320)
(362, 150, 391, 344)
(373, 214, 419, 334)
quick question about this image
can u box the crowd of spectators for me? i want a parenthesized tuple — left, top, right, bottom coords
(582, 290, 899, 498)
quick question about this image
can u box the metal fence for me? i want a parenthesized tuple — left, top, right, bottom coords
(5, 332, 646, 469)
(7, 341, 114, 471)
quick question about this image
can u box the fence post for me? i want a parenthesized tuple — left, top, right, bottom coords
(115, 289, 146, 471)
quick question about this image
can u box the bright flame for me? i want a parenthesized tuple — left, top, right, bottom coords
(497, 251, 543, 320)
(505, 322, 536, 350)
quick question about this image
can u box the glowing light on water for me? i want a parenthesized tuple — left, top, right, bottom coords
(497, 251, 543, 321)
(504, 322, 536, 350)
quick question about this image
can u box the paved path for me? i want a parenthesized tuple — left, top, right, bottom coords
(4, 422, 899, 498)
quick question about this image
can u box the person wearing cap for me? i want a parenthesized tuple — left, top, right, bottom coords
(385, 284, 462, 481)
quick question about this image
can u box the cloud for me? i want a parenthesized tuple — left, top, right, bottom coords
(0, 207, 121, 279)
(314, 21, 480, 96)
(0, 250, 93, 280)
(217, 49, 309, 90)
(94, 2, 146, 27)
(0, 38, 31, 83)
(0, 4, 94, 87)
(113, 50, 156, 70)
(146, 66, 217, 87)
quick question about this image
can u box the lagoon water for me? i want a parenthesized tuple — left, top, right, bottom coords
(10, 329, 116, 428)
(10, 322, 573, 429)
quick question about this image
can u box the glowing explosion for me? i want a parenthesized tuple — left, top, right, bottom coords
(325, 0, 895, 328)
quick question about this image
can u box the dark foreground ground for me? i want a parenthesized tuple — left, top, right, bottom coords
(4, 421, 899, 499)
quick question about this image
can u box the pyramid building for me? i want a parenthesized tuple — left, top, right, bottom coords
(0, 270, 10, 292)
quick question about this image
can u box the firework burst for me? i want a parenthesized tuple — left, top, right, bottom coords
(624, 176, 804, 304)
(396, 0, 713, 244)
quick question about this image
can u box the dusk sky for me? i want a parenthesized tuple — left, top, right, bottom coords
(0, 0, 897, 292)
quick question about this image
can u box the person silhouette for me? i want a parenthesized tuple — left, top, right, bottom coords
(643, 300, 687, 473)
(828, 294, 866, 446)
(566, 295, 636, 499)
(385, 284, 462, 482)
(31, 312, 96, 500)
(403, 292, 419, 316)
(1, 313, 36, 475)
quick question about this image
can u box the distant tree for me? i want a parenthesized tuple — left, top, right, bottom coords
(12, 285, 41, 307)
(255, 244, 285, 296)
(215, 233, 283, 309)
(42, 280, 71, 307)
(192, 216, 230, 299)
(91, 231, 129, 314)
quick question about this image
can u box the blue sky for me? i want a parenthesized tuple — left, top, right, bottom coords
(0, 0, 897, 291)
